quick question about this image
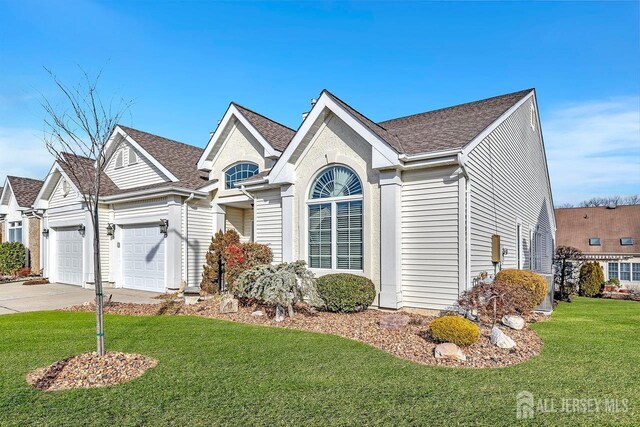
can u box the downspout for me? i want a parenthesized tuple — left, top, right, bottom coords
(457, 153, 471, 292)
(183, 193, 195, 288)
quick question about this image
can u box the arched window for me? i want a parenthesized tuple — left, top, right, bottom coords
(225, 162, 259, 189)
(308, 165, 363, 270)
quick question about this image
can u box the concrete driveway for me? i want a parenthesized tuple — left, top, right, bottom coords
(0, 282, 162, 315)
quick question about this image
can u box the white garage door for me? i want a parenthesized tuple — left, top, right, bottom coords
(56, 227, 84, 286)
(122, 224, 165, 291)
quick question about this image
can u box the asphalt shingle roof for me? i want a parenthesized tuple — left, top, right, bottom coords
(6, 176, 44, 208)
(555, 206, 640, 255)
(117, 125, 211, 191)
(232, 104, 296, 152)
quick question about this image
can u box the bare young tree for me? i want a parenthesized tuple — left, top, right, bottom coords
(41, 68, 132, 355)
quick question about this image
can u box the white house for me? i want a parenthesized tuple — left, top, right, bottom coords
(0, 176, 45, 272)
(33, 88, 555, 312)
(199, 89, 556, 310)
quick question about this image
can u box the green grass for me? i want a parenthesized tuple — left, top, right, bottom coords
(0, 298, 638, 426)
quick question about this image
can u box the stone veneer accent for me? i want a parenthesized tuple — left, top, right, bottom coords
(28, 217, 41, 274)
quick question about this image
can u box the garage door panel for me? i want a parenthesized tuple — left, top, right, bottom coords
(56, 227, 83, 286)
(122, 225, 165, 292)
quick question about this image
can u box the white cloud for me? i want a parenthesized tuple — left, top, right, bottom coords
(0, 127, 53, 184)
(543, 97, 640, 205)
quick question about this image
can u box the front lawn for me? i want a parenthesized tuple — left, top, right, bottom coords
(0, 298, 638, 426)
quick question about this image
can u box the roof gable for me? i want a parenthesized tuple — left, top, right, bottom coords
(4, 176, 44, 208)
(232, 104, 295, 152)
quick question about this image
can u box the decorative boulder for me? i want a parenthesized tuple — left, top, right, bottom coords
(219, 293, 238, 314)
(490, 326, 516, 349)
(275, 305, 285, 322)
(434, 343, 466, 362)
(183, 287, 201, 305)
(251, 310, 264, 317)
(501, 315, 525, 330)
(379, 314, 410, 330)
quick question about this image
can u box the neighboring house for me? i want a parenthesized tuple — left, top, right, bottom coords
(555, 205, 640, 291)
(34, 127, 215, 291)
(199, 88, 556, 310)
(0, 176, 45, 273)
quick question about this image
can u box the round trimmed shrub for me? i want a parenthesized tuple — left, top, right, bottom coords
(579, 262, 605, 297)
(494, 269, 548, 314)
(316, 273, 376, 313)
(429, 315, 480, 346)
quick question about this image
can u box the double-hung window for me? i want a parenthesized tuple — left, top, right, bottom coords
(308, 165, 363, 271)
(8, 221, 22, 243)
(633, 263, 640, 281)
(620, 263, 631, 281)
(608, 262, 619, 281)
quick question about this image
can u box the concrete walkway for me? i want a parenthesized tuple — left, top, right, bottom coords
(0, 282, 162, 315)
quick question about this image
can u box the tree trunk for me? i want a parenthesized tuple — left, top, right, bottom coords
(92, 202, 105, 356)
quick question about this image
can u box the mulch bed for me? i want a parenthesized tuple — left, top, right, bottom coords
(27, 352, 158, 391)
(66, 297, 545, 368)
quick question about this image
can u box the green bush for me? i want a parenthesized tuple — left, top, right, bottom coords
(429, 315, 480, 346)
(494, 269, 549, 314)
(579, 262, 605, 297)
(316, 273, 376, 313)
(0, 242, 26, 276)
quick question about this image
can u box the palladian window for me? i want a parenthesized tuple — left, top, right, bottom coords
(225, 162, 259, 189)
(308, 165, 363, 270)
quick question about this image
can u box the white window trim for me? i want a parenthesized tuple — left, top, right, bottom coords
(224, 161, 259, 190)
(8, 221, 23, 243)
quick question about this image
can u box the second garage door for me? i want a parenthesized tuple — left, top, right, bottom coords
(122, 224, 166, 291)
(56, 227, 84, 286)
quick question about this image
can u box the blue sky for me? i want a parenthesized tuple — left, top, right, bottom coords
(0, 0, 638, 204)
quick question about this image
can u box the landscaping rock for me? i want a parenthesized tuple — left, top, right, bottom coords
(219, 294, 238, 314)
(490, 326, 516, 349)
(251, 310, 264, 317)
(275, 305, 285, 322)
(501, 315, 525, 330)
(183, 287, 201, 305)
(379, 314, 410, 329)
(434, 343, 466, 362)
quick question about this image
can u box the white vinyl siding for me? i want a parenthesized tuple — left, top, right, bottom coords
(465, 97, 555, 280)
(225, 206, 251, 243)
(401, 166, 460, 310)
(253, 189, 283, 263)
(106, 143, 167, 190)
(98, 204, 110, 282)
(187, 199, 213, 287)
(113, 197, 168, 221)
(49, 178, 77, 209)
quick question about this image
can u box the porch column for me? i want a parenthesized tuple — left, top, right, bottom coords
(378, 169, 403, 309)
(281, 184, 295, 262)
(212, 203, 226, 233)
(166, 195, 182, 290)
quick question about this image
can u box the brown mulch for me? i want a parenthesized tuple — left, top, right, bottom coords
(65, 297, 545, 369)
(22, 279, 50, 286)
(27, 352, 158, 391)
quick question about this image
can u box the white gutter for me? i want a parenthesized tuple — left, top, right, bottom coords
(398, 148, 462, 162)
(238, 185, 255, 201)
(183, 193, 195, 287)
(101, 186, 207, 203)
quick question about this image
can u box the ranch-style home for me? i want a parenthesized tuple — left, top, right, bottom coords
(32, 88, 555, 311)
(0, 176, 45, 272)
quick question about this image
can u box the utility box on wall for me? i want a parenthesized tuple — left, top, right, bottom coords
(491, 234, 501, 264)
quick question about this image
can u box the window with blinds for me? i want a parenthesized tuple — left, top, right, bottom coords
(336, 201, 363, 270)
(308, 165, 363, 271)
(309, 204, 332, 269)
